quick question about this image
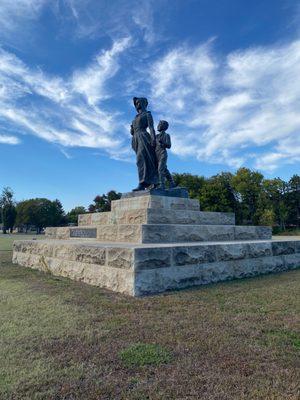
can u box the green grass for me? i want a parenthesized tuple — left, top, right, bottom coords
(120, 343, 172, 367)
(0, 236, 300, 399)
(0, 233, 44, 251)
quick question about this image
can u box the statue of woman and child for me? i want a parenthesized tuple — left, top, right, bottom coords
(130, 97, 176, 192)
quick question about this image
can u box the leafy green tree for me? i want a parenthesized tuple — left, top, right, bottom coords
(286, 175, 300, 228)
(89, 190, 121, 212)
(1, 187, 16, 233)
(231, 168, 264, 224)
(16, 200, 33, 232)
(2, 204, 17, 233)
(66, 206, 86, 224)
(259, 208, 276, 227)
(172, 173, 205, 199)
(15, 198, 66, 233)
(199, 172, 237, 212)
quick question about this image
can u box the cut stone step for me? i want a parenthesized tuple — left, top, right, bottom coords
(78, 209, 235, 227)
(111, 195, 200, 212)
(46, 224, 272, 243)
(13, 238, 300, 296)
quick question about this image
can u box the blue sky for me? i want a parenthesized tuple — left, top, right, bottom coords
(0, 0, 299, 211)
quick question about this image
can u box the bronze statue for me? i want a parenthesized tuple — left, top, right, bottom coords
(155, 120, 175, 189)
(130, 97, 158, 191)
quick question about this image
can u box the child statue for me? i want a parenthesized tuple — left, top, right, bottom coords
(155, 120, 175, 189)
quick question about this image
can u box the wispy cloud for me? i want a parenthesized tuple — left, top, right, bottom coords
(0, 38, 131, 157)
(0, 0, 48, 43)
(149, 39, 300, 171)
(0, 134, 20, 145)
(0, 0, 300, 173)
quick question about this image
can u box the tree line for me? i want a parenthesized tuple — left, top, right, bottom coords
(1, 168, 299, 234)
(173, 168, 299, 231)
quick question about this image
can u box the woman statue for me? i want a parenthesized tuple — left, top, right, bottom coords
(130, 97, 158, 191)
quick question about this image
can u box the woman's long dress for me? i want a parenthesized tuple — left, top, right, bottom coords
(131, 111, 158, 186)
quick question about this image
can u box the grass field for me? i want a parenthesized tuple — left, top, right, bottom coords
(0, 235, 299, 399)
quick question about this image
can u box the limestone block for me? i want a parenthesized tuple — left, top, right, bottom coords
(71, 245, 106, 265)
(146, 209, 235, 225)
(295, 241, 300, 253)
(134, 254, 296, 296)
(12, 237, 300, 296)
(142, 225, 170, 242)
(13, 250, 134, 295)
(97, 225, 118, 241)
(255, 226, 272, 239)
(107, 247, 134, 269)
(142, 224, 235, 243)
(111, 197, 150, 211)
(111, 195, 200, 212)
(118, 224, 142, 242)
(283, 253, 300, 269)
(78, 214, 92, 226)
(172, 245, 216, 265)
(216, 243, 248, 261)
(246, 242, 272, 258)
(234, 226, 271, 240)
(134, 248, 172, 270)
(134, 265, 198, 296)
(116, 209, 147, 224)
(272, 241, 296, 255)
(45, 227, 70, 239)
(90, 212, 111, 225)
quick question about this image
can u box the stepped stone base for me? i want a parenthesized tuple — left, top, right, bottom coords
(46, 224, 271, 243)
(12, 191, 300, 296)
(12, 238, 300, 296)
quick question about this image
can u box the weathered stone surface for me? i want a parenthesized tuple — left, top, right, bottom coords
(116, 209, 147, 224)
(272, 241, 296, 255)
(11, 189, 300, 297)
(79, 209, 235, 227)
(97, 225, 118, 241)
(247, 242, 272, 258)
(45, 227, 70, 239)
(122, 187, 189, 198)
(118, 224, 142, 242)
(134, 254, 299, 296)
(107, 248, 134, 269)
(234, 226, 271, 240)
(78, 213, 92, 226)
(134, 248, 172, 270)
(142, 225, 234, 243)
(172, 245, 216, 265)
(111, 195, 199, 212)
(295, 240, 300, 253)
(12, 238, 300, 296)
(216, 243, 248, 261)
(13, 250, 134, 295)
(283, 253, 300, 269)
(147, 209, 235, 225)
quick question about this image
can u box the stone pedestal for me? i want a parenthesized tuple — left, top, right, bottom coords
(12, 190, 300, 296)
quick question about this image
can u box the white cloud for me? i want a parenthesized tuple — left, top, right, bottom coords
(72, 37, 131, 105)
(0, 0, 48, 42)
(0, 38, 131, 157)
(149, 39, 300, 171)
(0, 134, 20, 145)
